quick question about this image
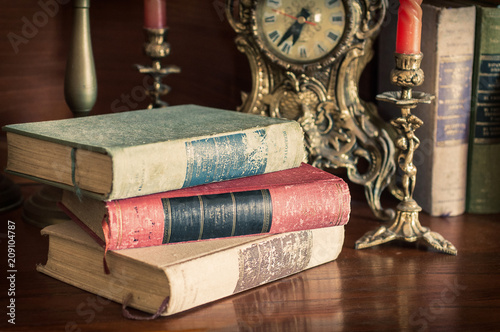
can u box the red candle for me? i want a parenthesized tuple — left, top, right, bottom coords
(144, 0, 167, 29)
(396, 0, 423, 54)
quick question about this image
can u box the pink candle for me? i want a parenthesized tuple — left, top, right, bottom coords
(144, 0, 167, 29)
(396, 0, 423, 54)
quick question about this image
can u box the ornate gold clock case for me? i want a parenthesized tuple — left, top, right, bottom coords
(226, 0, 396, 220)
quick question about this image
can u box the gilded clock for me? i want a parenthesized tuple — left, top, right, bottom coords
(226, 0, 396, 220)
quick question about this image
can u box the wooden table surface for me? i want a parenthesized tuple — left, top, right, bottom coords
(1, 181, 499, 332)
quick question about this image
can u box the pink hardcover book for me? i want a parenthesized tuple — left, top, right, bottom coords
(60, 163, 351, 250)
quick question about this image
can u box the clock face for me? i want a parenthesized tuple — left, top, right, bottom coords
(255, 0, 346, 64)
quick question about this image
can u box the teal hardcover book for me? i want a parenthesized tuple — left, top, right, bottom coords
(3, 105, 306, 200)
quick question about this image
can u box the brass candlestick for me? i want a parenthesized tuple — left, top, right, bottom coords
(136, 28, 180, 109)
(355, 53, 457, 255)
(22, 0, 96, 227)
(64, 0, 97, 117)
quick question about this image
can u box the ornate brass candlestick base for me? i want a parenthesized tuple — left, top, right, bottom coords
(136, 28, 180, 109)
(355, 53, 457, 255)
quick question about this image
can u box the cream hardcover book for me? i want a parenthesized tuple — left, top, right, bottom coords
(37, 222, 345, 316)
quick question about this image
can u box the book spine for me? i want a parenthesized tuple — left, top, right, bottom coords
(163, 226, 344, 315)
(466, 6, 500, 213)
(268, 179, 350, 232)
(109, 122, 305, 200)
(106, 178, 350, 250)
(413, 5, 475, 216)
(161, 190, 273, 244)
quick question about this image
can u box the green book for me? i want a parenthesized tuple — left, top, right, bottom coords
(3, 105, 306, 200)
(466, 5, 500, 213)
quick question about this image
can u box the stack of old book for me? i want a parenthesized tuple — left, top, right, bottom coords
(3, 104, 351, 317)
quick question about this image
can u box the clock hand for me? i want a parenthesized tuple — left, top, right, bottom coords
(277, 8, 311, 47)
(272, 9, 317, 26)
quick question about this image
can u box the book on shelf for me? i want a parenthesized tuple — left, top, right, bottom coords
(464, 3, 500, 213)
(60, 163, 351, 250)
(378, 1, 476, 216)
(37, 221, 345, 317)
(2, 104, 306, 200)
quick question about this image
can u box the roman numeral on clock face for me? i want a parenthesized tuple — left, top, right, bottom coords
(265, 15, 276, 23)
(281, 43, 291, 54)
(331, 15, 343, 23)
(328, 31, 339, 42)
(268, 30, 280, 42)
(300, 47, 307, 58)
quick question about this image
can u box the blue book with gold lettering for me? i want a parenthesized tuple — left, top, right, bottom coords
(3, 104, 305, 200)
